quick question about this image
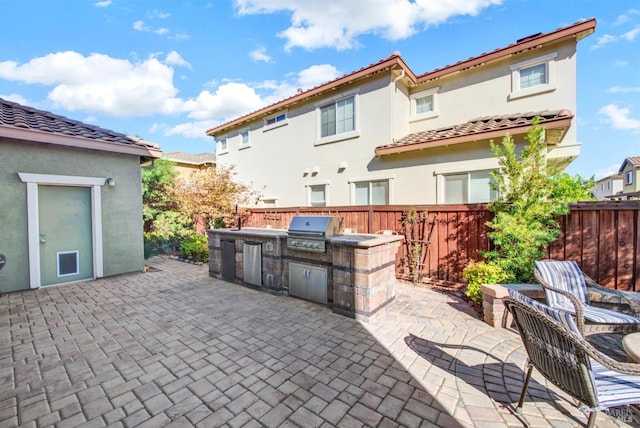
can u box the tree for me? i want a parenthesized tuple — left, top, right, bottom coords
(142, 159, 179, 231)
(549, 172, 596, 209)
(173, 165, 260, 230)
(483, 119, 565, 283)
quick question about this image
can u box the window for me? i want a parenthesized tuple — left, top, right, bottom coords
(240, 131, 250, 147)
(607, 180, 612, 190)
(519, 63, 547, 89)
(444, 171, 498, 204)
(410, 87, 439, 120)
(320, 96, 355, 138)
(355, 180, 389, 205)
(261, 199, 277, 208)
(218, 137, 228, 153)
(309, 185, 326, 206)
(510, 52, 557, 99)
(266, 113, 286, 126)
(627, 171, 633, 185)
(415, 95, 433, 114)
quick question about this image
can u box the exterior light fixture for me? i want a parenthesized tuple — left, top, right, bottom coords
(106, 178, 116, 187)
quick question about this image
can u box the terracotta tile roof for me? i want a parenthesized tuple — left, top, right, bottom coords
(375, 110, 574, 156)
(0, 97, 160, 152)
(163, 152, 216, 165)
(206, 18, 595, 137)
(625, 157, 640, 166)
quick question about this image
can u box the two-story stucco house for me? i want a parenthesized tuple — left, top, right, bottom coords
(207, 19, 595, 208)
(592, 174, 623, 200)
(616, 157, 640, 200)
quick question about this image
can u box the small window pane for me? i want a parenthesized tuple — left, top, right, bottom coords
(321, 103, 336, 137)
(336, 96, 355, 133)
(355, 183, 369, 205)
(219, 138, 227, 151)
(371, 181, 389, 205)
(415, 95, 433, 114)
(520, 63, 547, 89)
(310, 185, 326, 206)
(241, 132, 249, 145)
(445, 175, 466, 204)
(627, 171, 633, 184)
(469, 171, 497, 203)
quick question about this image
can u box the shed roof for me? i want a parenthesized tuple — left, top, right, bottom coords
(0, 97, 161, 159)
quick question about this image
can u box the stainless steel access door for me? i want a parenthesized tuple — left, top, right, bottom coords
(289, 262, 327, 304)
(243, 242, 262, 286)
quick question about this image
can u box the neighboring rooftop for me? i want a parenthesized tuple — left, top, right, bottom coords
(620, 156, 640, 172)
(0, 97, 161, 158)
(207, 18, 596, 136)
(163, 152, 216, 166)
(375, 110, 574, 156)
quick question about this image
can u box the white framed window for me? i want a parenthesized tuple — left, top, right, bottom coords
(410, 87, 440, 121)
(444, 170, 498, 204)
(264, 112, 288, 131)
(308, 184, 327, 207)
(354, 180, 389, 205)
(607, 180, 612, 190)
(218, 136, 228, 154)
(626, 171, 633, 185)
(239, 130, 250, 149)
(510, 52, 557, 100)
(261, 198, 277, 208)
(316, 91, 359, 145)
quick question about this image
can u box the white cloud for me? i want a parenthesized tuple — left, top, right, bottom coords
(607, 86, 640, 93)
(590, 34, 617, 50)
(182, 83, 263, 121)
(595, 164, 621, 180)
(0, 93, 32, 106)
(172, 33, 191, 41)
(614, 8, 640, 26)
(622, 25, 640, 41)
(94, 0, 112, 7)
(165, 51, 192, 69)
(133, 20, 149, 32)
(599, 104, 640, 133)
(0, 51, 180, 117)
(249, 46, 272, 63)
(149, 10, 171, 19)
(234, 0, 502, 51)
(155, 28, 170, 36)
(297, 64, 340, 88)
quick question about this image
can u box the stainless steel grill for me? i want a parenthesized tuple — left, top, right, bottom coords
(287, 216, 342, 252)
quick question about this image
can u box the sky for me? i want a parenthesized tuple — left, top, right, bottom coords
(1, 0, 639, 180)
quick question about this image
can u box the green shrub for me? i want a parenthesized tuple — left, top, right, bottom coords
(462, 261, 510, 304)
(179, 234, 209, 262)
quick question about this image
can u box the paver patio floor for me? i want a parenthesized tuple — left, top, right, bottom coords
(1, 257, 638, 427)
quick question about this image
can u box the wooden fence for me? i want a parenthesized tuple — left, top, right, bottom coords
(243, 201, 640, 292)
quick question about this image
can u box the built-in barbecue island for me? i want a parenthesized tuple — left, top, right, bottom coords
(207, 216, 403, 321)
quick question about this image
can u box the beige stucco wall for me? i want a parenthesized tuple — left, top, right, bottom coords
(215, 40, 581, 208)
(0, 139, 145, 293)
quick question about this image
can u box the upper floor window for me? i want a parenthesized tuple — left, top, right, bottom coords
(264, 112, 287, 129)
(444, 170, 498, 204)
(309, 184, 327, 207)
(355, 180, 389, 205)
(320, 96, 355, 138)
(510, 52, 557, 100)
(240, 130, 250, 147)
(218, 137, 228, 154)
(626, 171, 633, 185)
(607, 180, 612, 190)
(410, 87, 439, 121)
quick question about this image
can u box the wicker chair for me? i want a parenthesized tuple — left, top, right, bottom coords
(534, 260, 640, 334)
(504, 290, 640, 428)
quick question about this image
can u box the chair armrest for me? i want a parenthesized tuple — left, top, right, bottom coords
(584, 274, 640, 317)
(535, 270, 587, 334)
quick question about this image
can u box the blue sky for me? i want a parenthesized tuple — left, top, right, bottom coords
(1, 0, 639, 179)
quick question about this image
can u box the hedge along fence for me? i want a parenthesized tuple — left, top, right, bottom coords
(242, 200, 640, 292)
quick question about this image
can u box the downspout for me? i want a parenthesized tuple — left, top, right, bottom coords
(389, 69, 406, 150)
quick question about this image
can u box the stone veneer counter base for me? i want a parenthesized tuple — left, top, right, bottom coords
(207, 228, 403, 322)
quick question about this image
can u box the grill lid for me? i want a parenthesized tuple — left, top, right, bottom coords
(288, 216, 342, 237)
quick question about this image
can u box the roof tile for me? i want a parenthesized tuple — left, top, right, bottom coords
(0, 97, 159, 150)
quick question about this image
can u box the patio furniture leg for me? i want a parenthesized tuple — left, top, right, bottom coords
(516, 361, 534, 414)
(587, 411, 597, 428)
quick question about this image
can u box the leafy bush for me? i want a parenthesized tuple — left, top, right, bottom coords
(462, 261, 510, 304)
(179, 234, 209, 262)
(145, 210, 193, 253)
